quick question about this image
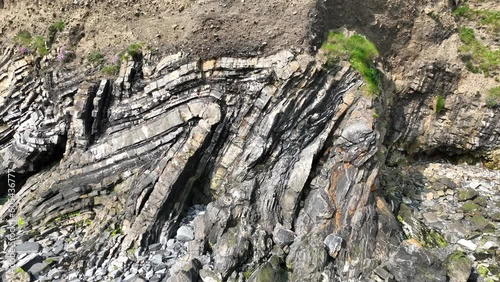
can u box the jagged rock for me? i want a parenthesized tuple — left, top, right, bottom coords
(446, 251, 472, 282)
(272, 228, 295, 246)
(199, 268, 221, 282)
(457, 239, 477, 251)
(167, 259, 201, 282)
(386, 240, 447, 282)
(28, 262, 50, 278)
(0, 0, 499, 279)
(323, 234, 343, 258)
(247, 262, 288, 282)
(16, 254, 43, 271)
(123, 275, 148, 282)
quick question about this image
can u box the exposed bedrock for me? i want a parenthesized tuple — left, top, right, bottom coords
(0, 0, 499, 281)
(0, 48, 396, 281)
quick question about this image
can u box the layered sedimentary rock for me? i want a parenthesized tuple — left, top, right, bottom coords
(0, 47, 396, 281)
(0, 0, 499, 281)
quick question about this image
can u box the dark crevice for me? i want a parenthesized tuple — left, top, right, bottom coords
(143, 112, 227, 245)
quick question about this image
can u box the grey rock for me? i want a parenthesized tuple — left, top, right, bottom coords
(84, 268, 95, 277)
(15, 242, 41, 254)
(386, 241, 447, 282)
(457, 239, 477, 251)
(323, 234, 342, 258)
(28, 262, 50, 278)
(176, 226, 195, 242)
(68, 271, 79, 279)
(151, 254, 163, 265)
(273, 228, 295, 246)
(123, 274, 147, 282)
(446, 251, 472, 282)
(148, 243, 162, 252)
(199, 268, 221, 282)
(422, 212, 440, 223)
(16, 254, 43, 270)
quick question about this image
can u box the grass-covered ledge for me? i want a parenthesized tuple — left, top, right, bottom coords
(321, 31, 380, 95)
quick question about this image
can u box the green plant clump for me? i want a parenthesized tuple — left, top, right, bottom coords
(477, 265, 490, 277)
(17, 217, 25, 228)
(32, 35, 48, 56)
(485, 86, 500, 107)
(434, 95, 445, 113)
(50, 21, 65, 32)
(321, 31, 380, 95)
(13, 31, 32, 47)
(110, 226, 122, 237)
(461, 201, 480, 212)
(48, 20, 65, 44)
(119, 42, 145, 61)
(87, 50, 105, 64)
(102, 65, 119, 76)
(458, 27, 500, 75)
(424, 230, 447, 248)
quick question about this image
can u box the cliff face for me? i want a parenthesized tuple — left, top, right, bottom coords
(0, 0, 499, 281)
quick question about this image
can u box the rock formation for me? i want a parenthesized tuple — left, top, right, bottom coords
(0, 0, 498, 281)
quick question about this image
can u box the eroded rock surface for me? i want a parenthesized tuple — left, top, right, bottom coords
(0, 48, 390, 281)
(0, 0, 499, 281)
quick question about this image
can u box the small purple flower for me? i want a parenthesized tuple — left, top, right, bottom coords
(18, 46, 28, 54)
(57, 45, 74, 63)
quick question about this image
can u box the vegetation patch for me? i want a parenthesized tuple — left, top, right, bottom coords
(13, 31, 32, 47)
(53, 210, 82, 223)
(17, 217, 25, 228)
(433, 95, 445, 113)
(461, 201, 480, 212)
(102, 64, 120, 76)
(32, 36, 48, 56)
(423, 229, 447, 248)
(485, 86, 500, 107)
(119, 42, 145, 61)
(87, 50, 105, 64)
(477, 264, 490, 277)
(453, 4, 500, 34)
(458, 27, 500, 76)
(321, 31, 380, 95)
(110, 226, 123, 237)
(48, 20, 65, 44)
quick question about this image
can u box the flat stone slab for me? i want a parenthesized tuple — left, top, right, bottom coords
(15, 242, 41, 254)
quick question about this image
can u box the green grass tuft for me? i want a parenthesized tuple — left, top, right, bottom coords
(434, 95, 445, 113)
(322, 31, 380, 95)
(48, 21, 65, 44)
(87, 51, 104, 64)
(32, 35, 48, 56)
(485, 86, 500, 107)
(110, 226, 123, 237)
(50, 21, 65, 32)
(13, 31, 32, 47)
(17, 218, 25, 228)
(102, 64, 119, 76)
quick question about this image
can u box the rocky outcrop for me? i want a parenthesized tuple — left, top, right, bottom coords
(0, 0, 499, 281)
(0, 47, 393, 281)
